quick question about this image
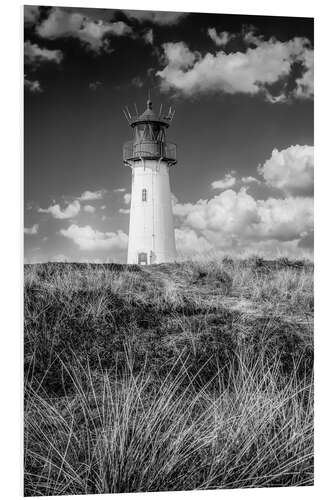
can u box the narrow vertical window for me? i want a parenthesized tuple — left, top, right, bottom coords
(142, 188, 147, 202)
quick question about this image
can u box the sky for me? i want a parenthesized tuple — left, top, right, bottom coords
(24, 5, 314, 262)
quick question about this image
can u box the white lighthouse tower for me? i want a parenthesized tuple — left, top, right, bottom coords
(123, 97, 177, 265)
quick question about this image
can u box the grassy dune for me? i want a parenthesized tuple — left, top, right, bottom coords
(24, 258, 314, 496)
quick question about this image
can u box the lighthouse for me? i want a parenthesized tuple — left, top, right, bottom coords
(123, 97, 177, 265)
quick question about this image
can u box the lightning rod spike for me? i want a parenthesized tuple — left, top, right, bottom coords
(123, 108, 130, 123)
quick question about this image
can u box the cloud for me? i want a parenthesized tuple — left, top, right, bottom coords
(171, 193, 178, 205)
(143, 28, 154, 45)
(24, 41, 63, 66)
(159, 41, 197, 70)
(175, 144, 314, 256)
(255, 196, 313, 242)
(207, 28, 235, 47)
(24, 78, 42, 93)
(294, 49, 314, 99)
(24, 224, 39, 235)
(83, 205, 96, 213)
(132, 76, 144, 87)
(124, 10, 187, 25)
(173, 186, 313, 256)
(24, 6, 40, 24)
(38, 200, 80, 219)
(175, 227, 213, 256)
(114, 188, 126, 193)
(211, 173, 236, 190)
(89, 80, 102, 91)
(60, 224, 128, 250)
(37, 190, 106, 220)
(156, 36, 313, 102)
(119, 208, 130, 214)
(259, 145, 314, 196)
(241, 176, 261, 184)
(78, 189, 105, 201)
(174, 188, 259, 234)
(124, 193, 131, 204)
(36, 8, 133, 52)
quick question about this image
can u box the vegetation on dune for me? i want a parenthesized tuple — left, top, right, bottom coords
(24, 258, 314, 496)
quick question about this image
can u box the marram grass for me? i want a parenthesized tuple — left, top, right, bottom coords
(24, 258, 313, 495)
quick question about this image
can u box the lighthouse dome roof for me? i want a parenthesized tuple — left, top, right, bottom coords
(126, 97, 174, 127)
(137, 99, 157, 121)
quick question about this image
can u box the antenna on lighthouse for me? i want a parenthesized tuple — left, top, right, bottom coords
(123, 107, 130, 123)
(167, 106, 174, 120)
(125, 106, 132, 119)
(134, 102, 139, 117)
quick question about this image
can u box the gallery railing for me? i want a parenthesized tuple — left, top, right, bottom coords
(123, 140, 177, 165)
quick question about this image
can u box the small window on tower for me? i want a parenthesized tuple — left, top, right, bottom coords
(142, 188, 147, 202)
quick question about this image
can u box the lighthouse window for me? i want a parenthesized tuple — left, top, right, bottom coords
(142, 188, 147, 202)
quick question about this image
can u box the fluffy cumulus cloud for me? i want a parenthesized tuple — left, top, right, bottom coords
(255, 196, 313, 242)
(24, 224, 39, 235)
(174, 189, 259, 235)
(207, 28, 235, 47)
(124, 193, 131, 205)
(124, 10, 187, 26)
(211, 173, 260, 191)
(173, 144, 314, 258)
(174, 188, 313, 257)
(259, 145, 314, 196)
(83, 205, 96, 213)
(294, 49, 314, 99)
(24, 41, 63, 66)
(78, 189, 105, 201)
(36, 8, 133, 52)
(175, 227, 213, 256)
(37, 191, 105, 220)
(211, 173, 236, 190)
(241, 176, 261, 184)
(24, 78, 42, 93)
(157, 34, 313, 101)
(38, 200, 81, 219)
(60, 224, 128, 251)
(159, 42, 197, 70)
